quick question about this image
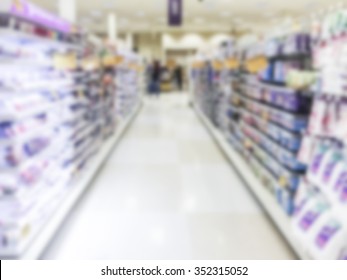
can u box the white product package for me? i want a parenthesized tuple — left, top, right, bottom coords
(308, 215, 347, 260)
(307, 146, 333, 187)
(317, 150, 344, 194)
(292, 193, 331, 245)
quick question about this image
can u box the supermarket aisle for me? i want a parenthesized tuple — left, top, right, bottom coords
(43, 93, 295, 260)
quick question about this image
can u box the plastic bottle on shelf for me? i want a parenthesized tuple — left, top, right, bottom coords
(306, 143, 332, 186)
(308, 215, 347, 260)
(292, 192, 331, 245)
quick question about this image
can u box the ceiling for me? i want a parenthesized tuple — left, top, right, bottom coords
(31, 0, 345, 34)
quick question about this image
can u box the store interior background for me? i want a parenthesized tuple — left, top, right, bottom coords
(1, 0, 347, 261)
(31, 0, 338, 72)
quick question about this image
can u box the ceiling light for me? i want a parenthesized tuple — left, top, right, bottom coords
(221, 12, 230, 17)
(205, 0, 216, 10)
(136, 11, 145, 17)
(103, 2, 116, 9)
(80, 17, 92, 24)
(119, 18, 129, 25)
(157, 17, 166, 23)
(256, 1, 268, 8)
(264, 12, 275, 18)
(233, 17, 242, 23)
(90, 10, 102, 18)
(194, 17, 204, 23)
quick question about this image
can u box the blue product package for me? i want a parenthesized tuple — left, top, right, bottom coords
(281, 188, 295, 216)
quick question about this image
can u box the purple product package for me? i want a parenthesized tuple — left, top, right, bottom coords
(322, 154, 343, 184)
(310, 152, 325, 175)
(339, 249, 347, 260)
(334, 171, 347, 191)
(298, 198, 330, 231)
(299, 210, 320, 231)
(315, 220, 341, 249)
(339, 182, 347, 203)
(284, 33, 311, 55)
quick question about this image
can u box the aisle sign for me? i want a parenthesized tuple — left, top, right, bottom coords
(168, 0, 182, 26)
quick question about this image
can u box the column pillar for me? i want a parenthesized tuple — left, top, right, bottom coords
(126, 33, 134, 50)
(58, 0, 76, 23)
(107, 13, 118, 44)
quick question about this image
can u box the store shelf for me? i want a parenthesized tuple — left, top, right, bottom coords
(1, 101, 142, 260)
(0, 27, 81, 51)
(194, 104, 310, 260)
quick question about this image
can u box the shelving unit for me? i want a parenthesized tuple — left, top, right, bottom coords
(0, 1, 144, 260)
(2, 101, 142, 260)
(194, 104, 310, 260)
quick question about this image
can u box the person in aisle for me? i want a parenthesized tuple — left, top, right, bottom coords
(173, 64, 184, 91)
(149, 60, 161, 97)
(145, 60, 152, 95)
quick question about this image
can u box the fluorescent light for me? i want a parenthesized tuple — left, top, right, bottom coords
(103, 3, 116, 9)
(119, 18, 129, 25)
(81, 17, 92, 24)
(233, 17, 242, 23)
(194, 17, 204, 23)
(90, 10, 102, 17)
(264, 12, 275, 18)
(157, 17, 166, 23)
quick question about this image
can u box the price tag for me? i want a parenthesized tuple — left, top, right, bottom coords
(279, 176, 288, 187)
(78, 89, 84, 98)
(244, 139, 252, 148)
(82, 57, 101, 70)
(114, 55, 124, 65)
(212, 61, 224, 71)
(225, 58, 239, 69)
(102, 55, 116, 66)
(54, 53, 77, 70)
(246, 56, 268, 73)
(261, 111, 268, 120)
(21, 224, 31, 238)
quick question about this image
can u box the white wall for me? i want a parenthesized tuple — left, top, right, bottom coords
(133, 32, 232, 63)
(136, 33, 163, 62)
(162, 32, 231, 52)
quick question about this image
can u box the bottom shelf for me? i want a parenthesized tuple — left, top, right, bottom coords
(4, 101, 143, 260)
(194, 104, 310, 260)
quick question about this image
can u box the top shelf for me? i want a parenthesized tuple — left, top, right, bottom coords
(0, 27, 81, 51)
(267, 53, 311, 61)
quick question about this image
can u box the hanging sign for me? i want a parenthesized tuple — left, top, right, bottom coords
(168, 0, 182, 26)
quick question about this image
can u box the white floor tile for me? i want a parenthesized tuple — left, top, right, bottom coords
(42, 93, 296, 260)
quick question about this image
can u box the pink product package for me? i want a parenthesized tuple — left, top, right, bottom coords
(307, 144, 331, 186)
(308, 98, 327, 136)
(335, 99, 347, 141)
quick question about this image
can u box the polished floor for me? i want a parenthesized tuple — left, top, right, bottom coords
(43, 93, 295, 260)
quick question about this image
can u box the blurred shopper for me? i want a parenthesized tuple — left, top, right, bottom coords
(174, 64, 183, 91)
(149, 60, 161, 97)
(160, 66, 172, 92)
(145, 60, 152, 95)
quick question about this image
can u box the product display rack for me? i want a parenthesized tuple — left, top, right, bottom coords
(0, 1, 143, 259)
(192, 29, 347, 259)
(1, 101, 142, 259)
(194, 104, 310, 260)
(115, 50, 143, 119)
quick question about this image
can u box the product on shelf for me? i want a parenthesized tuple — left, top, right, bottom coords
(192, 27, 347, 259)
(0, 1, 142, 259)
